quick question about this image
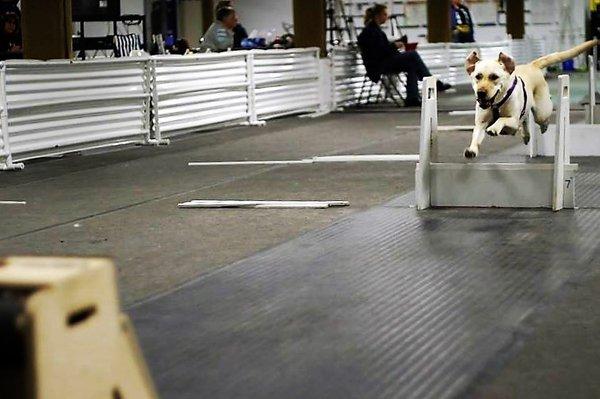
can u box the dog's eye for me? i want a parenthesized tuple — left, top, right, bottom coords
(489, 74, 499, 80)
(475, 73, 483, 80)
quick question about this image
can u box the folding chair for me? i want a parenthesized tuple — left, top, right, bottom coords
(356, 72, 406, 107)
(379, 73, 407, 107)
(114, 33, 142, 57)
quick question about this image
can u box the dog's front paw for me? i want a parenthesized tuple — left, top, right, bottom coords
(522, 133, 530, 145)
(486, 126, 499, 136)
(464, 147, 478, 159)
(539, 123, 548, 134)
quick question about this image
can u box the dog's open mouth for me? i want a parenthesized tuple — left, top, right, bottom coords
(476, 89, 500, 110)
(477, 99, 492, 109)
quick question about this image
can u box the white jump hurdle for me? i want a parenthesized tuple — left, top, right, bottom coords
(531, 54, 600, 157)
(416, 76, 577, 211)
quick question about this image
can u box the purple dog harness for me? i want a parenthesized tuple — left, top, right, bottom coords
(487, 77, 528, 128)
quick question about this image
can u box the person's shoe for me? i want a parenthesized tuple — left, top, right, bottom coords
(404, 98, 422, 107)
(437, 81, 452, 92)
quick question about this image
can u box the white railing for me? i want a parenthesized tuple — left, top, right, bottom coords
(0, 57, 151, 169)
(0, 39, 551, 170)
(253, 49, 321, 119)
(150, 52, 249, 142)
(0, 49, 322, 170)
(330, 46, 371, 108)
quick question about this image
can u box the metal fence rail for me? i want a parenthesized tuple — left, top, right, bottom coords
(252, 49, 321, 119)
(150, 52, 249, 142)
(0, 40, 551, 170)
(0, 58, 151, 169)
(330, 47, 368, 108)
(0, 50, 324, 170)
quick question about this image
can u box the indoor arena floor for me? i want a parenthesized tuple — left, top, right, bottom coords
(1, 76, 599, 398)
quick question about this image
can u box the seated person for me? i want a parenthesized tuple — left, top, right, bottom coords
(199, 7, 236, 52)
(0, 13, 21, 60)
(357, 3, 451, 106)
(0, 1, 20, 18)
(451, 0, 475, 43)
(215, 0, 248, 49)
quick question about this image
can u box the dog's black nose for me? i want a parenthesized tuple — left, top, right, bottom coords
(477, 91, 487, 100)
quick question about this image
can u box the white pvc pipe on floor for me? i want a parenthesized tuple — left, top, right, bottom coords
(178, 200, 350, 209)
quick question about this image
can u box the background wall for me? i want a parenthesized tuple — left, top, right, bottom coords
(73, 0, 145, 40)
(71, 0, 588, 65)
(178, 0, 203, 45)
(234, 0, 293, 36)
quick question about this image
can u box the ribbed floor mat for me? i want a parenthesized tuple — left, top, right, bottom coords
(131, 202, 600, 399)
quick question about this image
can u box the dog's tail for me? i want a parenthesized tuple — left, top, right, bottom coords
(531, 39, 598, 69)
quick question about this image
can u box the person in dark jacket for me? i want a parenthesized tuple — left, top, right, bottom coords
(357, 4, 451, 106)
(215, 0, 248, 49)
(0, 13, 21, 60)
(0, 0, 20, 18)
(451, 0, 475, 43)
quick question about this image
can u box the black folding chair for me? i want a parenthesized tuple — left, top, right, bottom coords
(356, 72, 406, 107)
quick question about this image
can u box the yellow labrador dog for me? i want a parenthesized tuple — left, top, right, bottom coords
(463, 40, 598, 158)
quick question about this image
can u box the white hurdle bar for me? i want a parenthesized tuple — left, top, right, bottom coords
(416, 75, 577, 211)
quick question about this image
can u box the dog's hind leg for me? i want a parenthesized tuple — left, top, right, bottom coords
(521, 118, 530, 145)
(532, 82, 553, 133)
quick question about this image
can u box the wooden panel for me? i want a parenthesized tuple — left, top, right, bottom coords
(21, 0, 73, 60)
(202, 0, 215, 32)
(426, 0, 450, 43)
(506, 0, 525, 39)
(293, 0, 326, 56)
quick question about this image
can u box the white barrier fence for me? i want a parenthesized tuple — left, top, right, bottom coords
(0, 39, 550, 170)
(150, 52, 249, 141)
(0, 58, 151, 170)
(253, 50, 321, 119)
(330, 47, 370, 108)
(0, 49, 322, 170)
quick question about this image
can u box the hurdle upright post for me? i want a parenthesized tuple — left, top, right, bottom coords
(588, 54, 596, 124)
(527, 110, 538, 158)
(553, 75, 569, 211)
(415, 76, 437, 210)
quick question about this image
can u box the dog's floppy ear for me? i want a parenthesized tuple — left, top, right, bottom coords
(465, 51, 480, 75)
(498, 52, 516, 74)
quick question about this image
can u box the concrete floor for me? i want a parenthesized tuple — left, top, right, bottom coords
(1, 73, 599, 398)
(0, 94, 520, 305)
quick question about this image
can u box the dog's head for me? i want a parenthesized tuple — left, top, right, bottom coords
(465, 51, 516, 109)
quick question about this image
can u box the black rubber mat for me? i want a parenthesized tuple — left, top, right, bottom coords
(574, 158, 600, 209)
(131, 201, 600, 399)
